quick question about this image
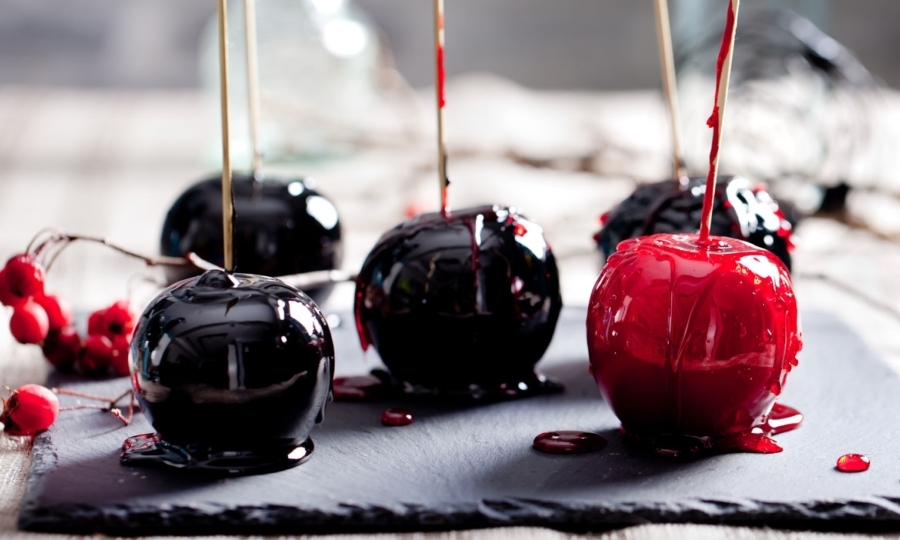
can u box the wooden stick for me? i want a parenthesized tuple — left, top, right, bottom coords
(218, 0, 236, 271)
(243, 0, 263, 175)
(698, 0, 740, 243)
(433, 0, 449, 215)
(653, 0, 688, 185)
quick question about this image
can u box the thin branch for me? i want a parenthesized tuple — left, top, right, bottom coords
(187, 252, 222, 272)
(59, 404, 109, 412)
(277, 270, 356, 290)
(111, 391, 136, 426)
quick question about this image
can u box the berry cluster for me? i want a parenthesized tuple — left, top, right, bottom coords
(0, 253, 135, 377)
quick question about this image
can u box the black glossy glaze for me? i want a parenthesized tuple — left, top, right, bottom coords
(354, 205, 563, 398)
(124, 269, 334, 474)
(595, 176, 795, 270)
(161, 174, 342, 302)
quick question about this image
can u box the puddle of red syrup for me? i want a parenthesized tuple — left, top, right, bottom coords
(381, 408, 414, 427)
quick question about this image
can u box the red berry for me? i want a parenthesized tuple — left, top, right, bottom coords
(3, 254, 45, 300)
(10, 300, 50, 344)
(99, 301, 135, 339)
(79, 335, 113, 375)
(34, 294, 71, 331)
(87, 308, 106, 336)
(42, 326, 82, 371)
(2, 384, 59, 436)
(0, 268, 24, 308)
(110, 335, 132, 377)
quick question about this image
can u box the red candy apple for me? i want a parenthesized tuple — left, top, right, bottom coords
(587, 233, 801, 446)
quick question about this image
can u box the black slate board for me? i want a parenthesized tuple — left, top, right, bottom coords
(18, 308, 900, 535)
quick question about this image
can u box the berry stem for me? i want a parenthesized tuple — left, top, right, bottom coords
(111, 391, 136, 425)
(52, 387, 131, 408)
(59, 404, 109, 412)
(25, 229, 212, 271)
(278, 269, 356, 290)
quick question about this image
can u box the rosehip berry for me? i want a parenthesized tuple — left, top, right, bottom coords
(9, 300, 50, 344)
(110, 335, 132, 377)
(87, 308, 106, 336)
(42, 326, 82, 371)
(3, 254, 45, 301)
(0, 269, 24, 308)
(100, 300, 135, 338)
(79, 334, 113, 376)
(2, 384, 59, 436)
(34, 294, 71, 331)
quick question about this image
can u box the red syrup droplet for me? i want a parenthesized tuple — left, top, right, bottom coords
(333, 375, 385, 402)
(533, 431, 608, 455)
(836, 453, 870, 473)
(381, 408, 414, 427)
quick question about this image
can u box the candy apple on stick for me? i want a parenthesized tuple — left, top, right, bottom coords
(160, 0, 343, 302)
(594, 0, 795, 270)
(123, 0, 335, 474)
(587, 0, 803, 456)
(353, 0, 563, 400)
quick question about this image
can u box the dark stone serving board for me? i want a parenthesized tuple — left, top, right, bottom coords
(18, 308, 900, 535)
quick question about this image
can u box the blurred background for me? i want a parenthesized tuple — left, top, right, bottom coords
(2, 0, 899, 89)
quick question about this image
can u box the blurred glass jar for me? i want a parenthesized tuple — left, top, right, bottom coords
(671, 1, 879, 212)
(200, 0, 420, 165)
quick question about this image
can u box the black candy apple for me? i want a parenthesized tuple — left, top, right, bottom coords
(595, 176, 795, 270)
(354, 205, 563, 399)
(122, 269, 334, 474)
(161, 174, 342, 302)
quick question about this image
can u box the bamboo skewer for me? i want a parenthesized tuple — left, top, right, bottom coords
(218, 0, 235, 271)
(653, 0, 688, 185)
(433, 0, 449, 215)
(699, 0, 740, 243)
(244, 0, 263, 176)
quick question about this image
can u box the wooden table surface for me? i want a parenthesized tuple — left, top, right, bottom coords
(1, 80, 899, 539)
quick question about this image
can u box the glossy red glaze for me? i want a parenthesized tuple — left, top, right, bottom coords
(836, 453, 870, 473)
(587, 233, 802, 444)
(381, 408, 414, 427)
(532, 431, 608, 455)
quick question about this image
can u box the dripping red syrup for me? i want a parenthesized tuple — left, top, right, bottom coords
(698, 0, 736, 243)
(836, 453, 870, 473)
(587, 1, 802, 458)
(533, 431, 607, 455)
(381, 408, 414, 427)
(435, 12, 445, 110)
